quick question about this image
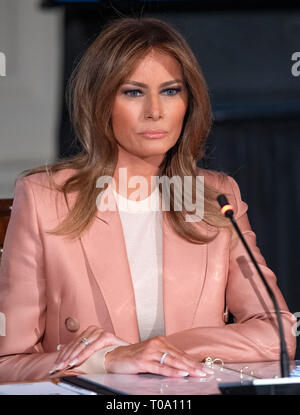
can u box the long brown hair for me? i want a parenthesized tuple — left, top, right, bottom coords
(20, 17, 230, 243)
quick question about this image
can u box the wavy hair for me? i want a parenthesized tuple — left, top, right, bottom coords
(20, 17, 230, 243)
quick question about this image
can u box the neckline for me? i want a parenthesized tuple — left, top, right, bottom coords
(112, 186, 160, 212)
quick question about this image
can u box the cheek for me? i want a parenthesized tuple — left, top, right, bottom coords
(112, 102, 137, 135)
(170, 102, 187, 130)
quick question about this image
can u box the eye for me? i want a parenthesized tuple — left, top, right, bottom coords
(123, 89, 143, 97)
(122, 87, 182, 98)
(162, 87, 182, 96)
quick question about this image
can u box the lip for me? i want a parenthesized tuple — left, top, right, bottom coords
(139, 130, 168, 138)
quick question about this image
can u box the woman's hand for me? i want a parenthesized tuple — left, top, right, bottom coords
(49, 325, 129, 374)
(104, 335, 213, 378)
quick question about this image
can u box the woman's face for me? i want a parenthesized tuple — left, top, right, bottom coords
(111, 49, 188, 161)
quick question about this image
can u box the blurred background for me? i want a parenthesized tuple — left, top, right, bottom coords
(0, 0, 299, 357)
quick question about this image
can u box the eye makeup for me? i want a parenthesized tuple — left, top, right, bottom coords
(122, 87, 182, 97)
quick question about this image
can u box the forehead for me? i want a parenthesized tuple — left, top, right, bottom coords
(127, 50, 183, 79)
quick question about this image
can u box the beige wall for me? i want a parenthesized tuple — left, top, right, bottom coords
(0, 0, 63, 197)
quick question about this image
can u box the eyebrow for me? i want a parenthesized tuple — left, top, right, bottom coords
(123, 79, 184, 88)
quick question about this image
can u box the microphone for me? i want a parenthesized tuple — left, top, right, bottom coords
(217, 194, 299, 393)
(217, 194, 290, 378)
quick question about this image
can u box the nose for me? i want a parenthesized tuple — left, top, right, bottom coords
(144, 93, 163, 120)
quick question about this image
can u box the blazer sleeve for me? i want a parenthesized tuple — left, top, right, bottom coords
(165, 175, 297, 363)
(0, 177, 82, 382)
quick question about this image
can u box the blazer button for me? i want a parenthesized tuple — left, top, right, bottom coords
(65, 317, 80, 332)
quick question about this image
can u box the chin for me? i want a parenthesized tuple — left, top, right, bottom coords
(139, 142, 176, 155)
(135, 152, 166, 160)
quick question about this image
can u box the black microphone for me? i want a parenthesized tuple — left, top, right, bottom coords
(217, 194, 290, 379)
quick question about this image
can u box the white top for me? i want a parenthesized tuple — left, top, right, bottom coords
(88, 185, 165, 373)
(112, 185, 165, 341)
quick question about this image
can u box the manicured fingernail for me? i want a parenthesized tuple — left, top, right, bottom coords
(178, 371, 189, 376)
(68, 359, 78, 367)
(195, 370, 206, 376)
(49, 366, 57, 374)
(49, 362, 65, 374)
(204, 367, 214, 374)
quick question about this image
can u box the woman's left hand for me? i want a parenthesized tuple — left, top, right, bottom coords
(49, 325, 129, 374)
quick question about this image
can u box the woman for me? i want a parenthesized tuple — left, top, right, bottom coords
(0, 17, 296, 382)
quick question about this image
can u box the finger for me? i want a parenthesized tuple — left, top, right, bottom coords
(55, 330, 117, 371)
(54, 326, 98, 365)
(189, 363, 215, 377)
(174, 354, 214, 375)
(155, 352, 207, 377)
(144, 362, 192, 378)
(155, 341, 213, 375)
(56, 343, 68, 352)
(155, 347, 198, 370)
(60, 330, 99, 364)
(67, 333, 121, 367)
(172, 352, 214, 375)
(50, 339, 96, 374)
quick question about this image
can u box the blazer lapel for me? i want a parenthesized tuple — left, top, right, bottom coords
(77, 184, 208, 342)
(162, 213, 208, 335)
(78, 184, 140, 343)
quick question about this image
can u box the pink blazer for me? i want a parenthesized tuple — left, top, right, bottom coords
(0, 168, 296, 381)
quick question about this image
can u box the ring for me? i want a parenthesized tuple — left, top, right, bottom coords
(160, 352, 169, 365)
(80, 337, 90, 346)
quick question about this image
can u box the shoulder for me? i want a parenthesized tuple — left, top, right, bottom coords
(11, 168, 78, 221)
(196, 167, 248, 218)
(18, 168, 77, 189)
(13, 168, 77, 210)
(196, 167, 234, 190)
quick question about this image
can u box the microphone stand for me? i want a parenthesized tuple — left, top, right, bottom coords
(216, 195, 300, 395)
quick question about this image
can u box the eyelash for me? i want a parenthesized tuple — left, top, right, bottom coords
(123, 87, 182, 97)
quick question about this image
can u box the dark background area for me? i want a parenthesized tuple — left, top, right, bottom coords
(42, 1, 300, 358)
